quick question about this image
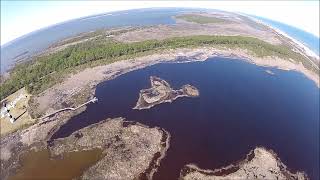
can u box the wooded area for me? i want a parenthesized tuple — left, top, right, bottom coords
(0, 35, 312, 100)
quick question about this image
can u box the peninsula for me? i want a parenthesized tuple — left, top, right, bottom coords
(4, 117, 170, 180)
(49, 118, 170, 180)
(133, 76, 199, 110)
(180, 147, 307, 180)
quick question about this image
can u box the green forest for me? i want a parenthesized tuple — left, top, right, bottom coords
(176, 14, 225, 24)
(0, 35, 313, 100)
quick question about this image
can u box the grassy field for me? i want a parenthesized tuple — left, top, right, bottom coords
(0, 88, 36, 136)
(0, 35, 315, 101)
(176, 14, 225, 24)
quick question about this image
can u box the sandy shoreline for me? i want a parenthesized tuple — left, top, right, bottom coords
(249, 16, 319, 60)
(34, 47, 319, 116)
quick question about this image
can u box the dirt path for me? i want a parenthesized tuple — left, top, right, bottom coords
(39, 97, 98, 121)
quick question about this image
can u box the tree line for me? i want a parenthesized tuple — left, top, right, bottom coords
(0, 35, 311, 100)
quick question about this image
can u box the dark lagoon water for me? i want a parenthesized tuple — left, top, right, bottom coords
(51, 57, 320, 180)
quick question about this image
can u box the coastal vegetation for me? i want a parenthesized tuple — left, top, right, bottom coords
(0, 35, 314, 100)
(176, 14, 225, 24)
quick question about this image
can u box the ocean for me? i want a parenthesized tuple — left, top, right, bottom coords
(1, 8, 319, 73)
(252, 15, 319, 55)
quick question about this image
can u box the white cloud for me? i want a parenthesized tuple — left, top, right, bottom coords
(1, 1, 319, 45)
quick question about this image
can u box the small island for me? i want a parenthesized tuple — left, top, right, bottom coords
(133, 76, 199, 110)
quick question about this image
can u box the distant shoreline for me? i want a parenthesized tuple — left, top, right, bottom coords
(249, 15, 319, 60)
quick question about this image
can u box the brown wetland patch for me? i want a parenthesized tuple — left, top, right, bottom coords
(9, 148, 102, 180)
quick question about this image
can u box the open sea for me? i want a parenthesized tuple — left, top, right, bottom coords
(1, 8, 319, 73)
(0, 8, 181, 73)
(252, 16, 320, 55)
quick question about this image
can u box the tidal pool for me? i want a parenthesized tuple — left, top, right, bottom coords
(51, 57, 319, 180)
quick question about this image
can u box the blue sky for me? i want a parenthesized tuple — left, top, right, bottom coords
(1, 1, 319, 45)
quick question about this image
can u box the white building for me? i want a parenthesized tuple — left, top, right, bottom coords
(0, 94, 26, 123)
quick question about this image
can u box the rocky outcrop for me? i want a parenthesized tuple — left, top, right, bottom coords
(180, 147, 308, 180)
(134, 76, 199, 110)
